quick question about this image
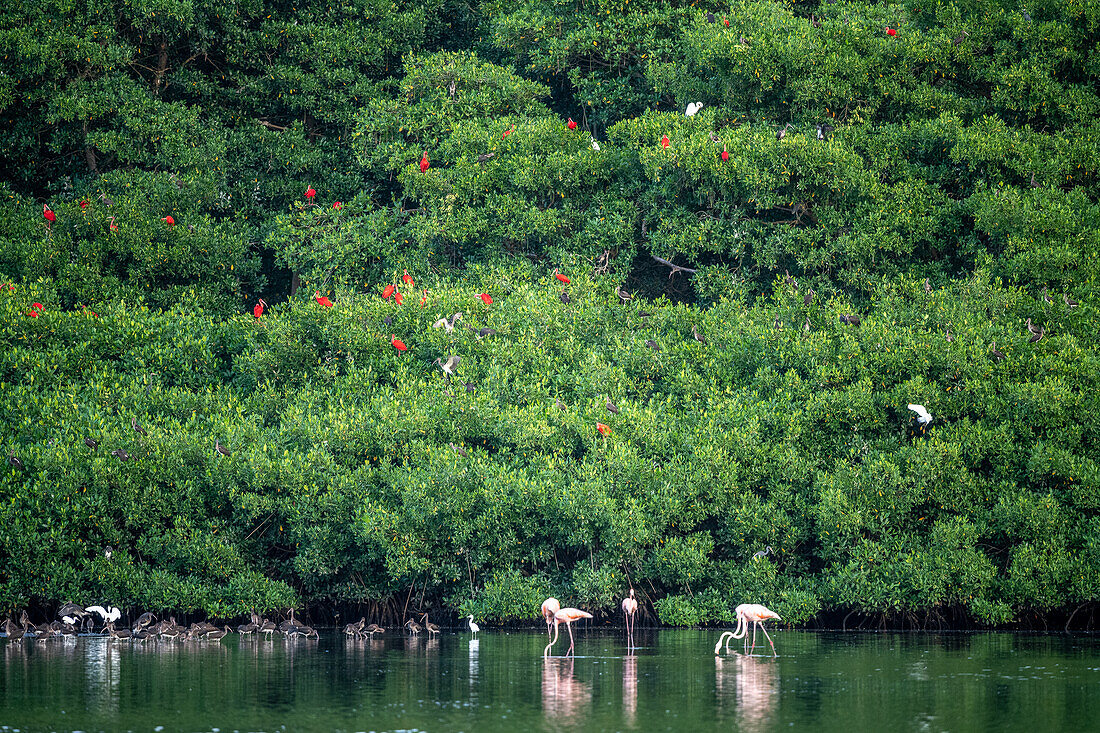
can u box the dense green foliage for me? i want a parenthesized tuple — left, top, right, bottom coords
(1, 0, 1098, 626)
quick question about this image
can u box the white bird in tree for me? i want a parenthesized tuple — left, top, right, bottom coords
(908, 404, 932, 426)
(433, 313, 462, 333)
(685, 102, 704, 117)
(590, 137, 600, 151)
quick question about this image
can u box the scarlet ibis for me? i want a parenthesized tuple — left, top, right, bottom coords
(724, 17, 730, 26)
(394, 291, 404, 305)
(80, 200, 88, 210)
(382, 284, 395, 299)
(254, 299, 266, 318)
(31, 302, 43, 311)
(685, 102, 703, 116)
(597, 423, 611, 435)
(661, 135, 670, 148)
(314, 292, 334, 307)
(420, 153, 429, 173)
(503, 124, 515, 138)
(721, 148, 729, 161)
(554, 270, 570, 284)
(420, 289, 428, 306)
(479, 293, 492, 305)
(403, 269, 414, 286)
(908, 404, 932, 425)
(26, 310, 38, 318)
(567, 118, 577, 130)
(391, 335, 408, 351)
(42, 205, 56, 223)
(886, 27, 897, 35)
(305, 186, 316, 200)
(162, 215, 175, 226)
(108, 216, 118, 232)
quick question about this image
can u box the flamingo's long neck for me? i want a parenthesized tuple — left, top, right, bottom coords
(732, 612, 748, 639)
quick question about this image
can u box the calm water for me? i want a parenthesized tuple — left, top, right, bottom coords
(1, 629, 1098, 732)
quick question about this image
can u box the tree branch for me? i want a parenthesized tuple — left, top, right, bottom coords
(651, 255, 698, 278)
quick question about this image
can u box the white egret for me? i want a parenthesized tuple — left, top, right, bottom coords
(467, 614, 480, 635)
(685, 102, 704, 117)
(907, 404, 932, 425)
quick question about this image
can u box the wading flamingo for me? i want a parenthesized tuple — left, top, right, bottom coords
(541, 598, 560, 641)
(730, 604, 781, 657)
(547, 608, 593, 657)
(621, 589, 638, 640)
(714, 631, 737, 654)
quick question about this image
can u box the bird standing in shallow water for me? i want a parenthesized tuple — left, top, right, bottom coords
(541, 598, 560, 640)
(548, 608, 593, 657)
(622, 589, 639, 641)
(730, 603, 781, 657)
(467, 615, 480, 636)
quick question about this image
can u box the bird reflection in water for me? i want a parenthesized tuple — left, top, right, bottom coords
(623, 649, 637, 726)
(715, 653, 778, 733)
(541, 656, 592, 726)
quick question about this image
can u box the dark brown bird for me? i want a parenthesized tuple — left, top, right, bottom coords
(616, 287, 634, 303)
(474, 327, 497, 339)
(421, 614, 441, 635)
(784, 270, 798, 290)
(1064, 293, 1079, 308)
(111, 448, 129, 461)
(803, 316, 811, 333)
(709, 132, 722, 145)
(383, 315, 393, 326)
(606, 398, 620, 414)
(776, 123, 793, 141)
(945, 326, 954, 343)
(803, 289, 815, 306)
(132, 416, 147, 437)
(839, 314, 861, 326)
(924, 278, 932, 293)
(465, 382, 476, 393)
(555, 398, 566, 411)
(1026, 318, 1044, 340)
(952, 30, 968, 45)
(692, 325, 705, 344)
(560, 291, 570, 304)
(450, 442, 467, 457)
(645, 340, 660, 351)
(1030, 172, 1039, 188)
(1042, 286, 1053, 305)
(215, 439, 230, 457)
(364, 624, 384, 636)
(477, 153, 495, 163)
(405, 619, 422, 635)
(8, 450, 24, 470)
(84, 437, 98, 450)
(706, 12, 716, 22)
(773, 316, 782, 330)
(990, 341, 1006, 361)
(638, 311, 652, 318)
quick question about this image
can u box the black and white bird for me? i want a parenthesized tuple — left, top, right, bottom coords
(433, 313, 463, 333)
(907, 404, 932, 426)
(110, 448, 129, 461)
(215, 439, 231, 457)
(1026, 318, 1044, 342)
(435, 355, 461, 377)
(132, 416, 147, 437)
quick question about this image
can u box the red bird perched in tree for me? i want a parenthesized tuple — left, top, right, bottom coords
(479, 293, 493, 305)
(305, 186, 316, 200)
(26, 310, 38, 318)
(420, 153, 430, 173)
(597, 422, 611, 436)
(162, 215, 175, 226)
(31, 302, 43, 311)
(661, 135, 670, 148)
(394, 291, 404, 305)
(253, 299, 266, 318)
(420, 289, 428, 306)
(382, 284, 395, 299)
(554, 270, 570, 284)
(333, 201, 342, 210)
(391, 335, 408, 351)
(886, 27, 897, 35)
(503, 124, 515, 138)
(724, 17, 730, 26)
(79, 200, 88, 210)
(43, 204, 56, 223)
(403, 269, 414, 286)
(108, 216, 118, 232)
(722, 149, 729, 161)
(567, 118, 577, 130)
(314, 292, 334, 307)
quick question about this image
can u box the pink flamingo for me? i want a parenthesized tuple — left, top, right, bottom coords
(621, 589, 638, 639)
(730, 604, 781, 657)
(541, 597, 560, 641)
(546, 608, 593, 657)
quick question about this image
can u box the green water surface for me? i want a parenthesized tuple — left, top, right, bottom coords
(1, 630, 1097, 732)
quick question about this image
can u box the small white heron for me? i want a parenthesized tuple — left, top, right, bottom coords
(908, 404, 932, 425)
(467, 614, 480, 636)
(685, 102, 704, 117)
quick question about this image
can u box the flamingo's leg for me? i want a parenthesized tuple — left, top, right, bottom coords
(750, 622, 758, 654)
(567, 622, 576, 656)
(760, 623, 777, 657)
